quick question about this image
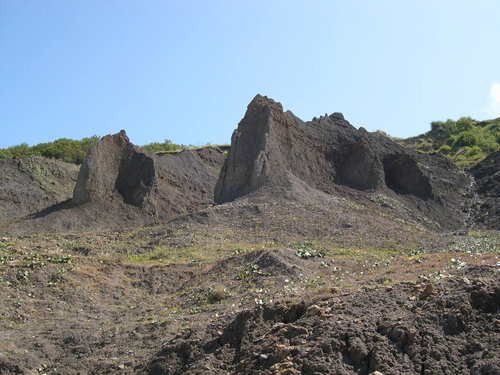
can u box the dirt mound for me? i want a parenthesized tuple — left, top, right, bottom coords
(215, 95, 470, 229)
(143, 265, 500, 374)
(0, 132, 226, 233)
(0, 156, 78, 222)
(470, 151, 500, 229)
(244, 250, 307, 277)
(153, 146, 228, 219)
(209, 249, 325, 282)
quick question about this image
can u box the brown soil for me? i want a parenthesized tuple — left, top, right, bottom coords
(0, 227, 498, 374)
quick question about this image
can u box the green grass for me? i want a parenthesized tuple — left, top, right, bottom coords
(0, 133, 229, 164)
(0, 240, 16, 265)
(0, 136, 100, 164)
(125, 242, 260, 265)
(326, 246, 401, 263)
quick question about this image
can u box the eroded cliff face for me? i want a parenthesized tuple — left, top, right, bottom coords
(216, 95, 470, 229)
(68, 131, 228, 227)
(470, 150, 500, 229)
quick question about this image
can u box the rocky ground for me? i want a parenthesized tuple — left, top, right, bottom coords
(0, 96, 499, 374)
(0, 224, 498, 374)
(144, 265, 499, 375)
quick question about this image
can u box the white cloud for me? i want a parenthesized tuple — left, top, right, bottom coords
(487, 82, 500, 117)
(491, 82, 500, 102)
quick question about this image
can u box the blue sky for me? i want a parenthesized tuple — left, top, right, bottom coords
(1, 1, 500, 148)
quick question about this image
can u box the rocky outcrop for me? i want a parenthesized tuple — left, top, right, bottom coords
(216, 95, 469, 228)
(0, 156, 78, 221)
(470, 151, 500, 228)
(73, 130, 158, 214)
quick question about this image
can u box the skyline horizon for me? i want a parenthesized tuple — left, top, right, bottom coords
(2, 1, 500, 149)
(2, 91, 499, 148)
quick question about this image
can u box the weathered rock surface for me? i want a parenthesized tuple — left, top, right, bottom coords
(216, 95, 470, 229)
(73, 130, 158, 214)
(0, 156, 78, 222)
(470, 150, 500, 229)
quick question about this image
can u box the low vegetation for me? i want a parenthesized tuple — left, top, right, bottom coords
(398, 117, 500, 167)
(0, 136, 100, 164)
(294, 242, 327, 258)
(141, 139, 185, 153)
(0, 136, 224, 164)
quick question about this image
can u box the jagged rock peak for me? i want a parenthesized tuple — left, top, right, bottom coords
(247, 94, 284, 113)
(330, 112, 345, 120)
(215, 95, 470, 229)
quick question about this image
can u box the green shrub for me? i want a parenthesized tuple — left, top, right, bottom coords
(142, 139, 184, 153)
(0, 136, 99, 164)
(401, 116, 500, 167)
(456, 117, 476, 132)
(452, 130, 478, 149)
(465, 145, 483, 157)
(0, 136, 186, 164)
(1, 143, 31, 158)
(294, 242, 327, 258)
(438, 144, 451, 153)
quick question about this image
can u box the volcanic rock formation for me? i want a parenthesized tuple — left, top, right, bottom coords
(73, 130, 158, 214)
(215, 95, 470, 229)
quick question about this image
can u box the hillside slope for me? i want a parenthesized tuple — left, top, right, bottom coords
(0, 156, 78, 222)
(0, 96, 498, 375)
(470, 150, 500, 229)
